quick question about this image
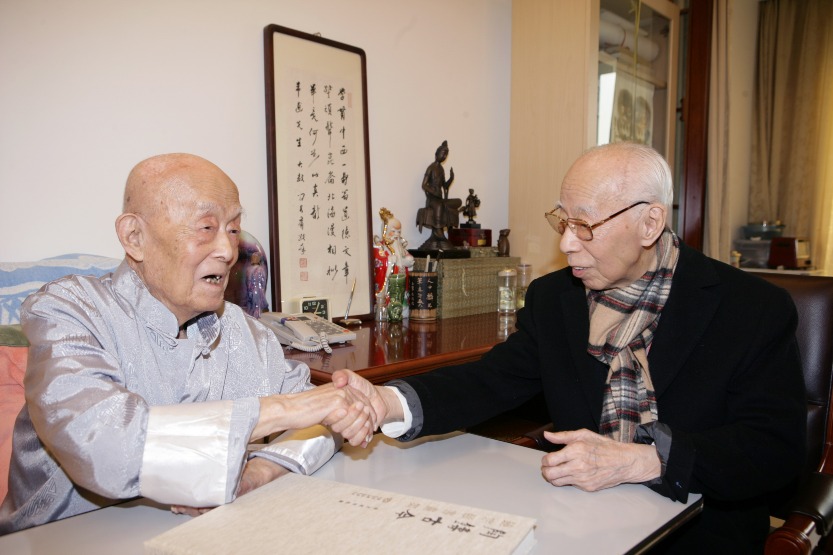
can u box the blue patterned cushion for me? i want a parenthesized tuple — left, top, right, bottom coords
(0, 254, 121, 325)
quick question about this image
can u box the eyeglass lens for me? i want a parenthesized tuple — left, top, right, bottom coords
(555, 219, 592, 240)
(545, 201, 649, 241)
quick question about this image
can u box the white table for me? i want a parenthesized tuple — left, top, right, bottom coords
(0, 432, 701, 554)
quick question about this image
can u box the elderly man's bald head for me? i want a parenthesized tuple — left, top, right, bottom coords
(116, 153, 243, 326)
(123, 153, 238, 218)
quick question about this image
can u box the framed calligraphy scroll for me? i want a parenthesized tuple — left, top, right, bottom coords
(264, 24, 374, 320)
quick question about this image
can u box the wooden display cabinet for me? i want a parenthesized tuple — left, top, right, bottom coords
(594, 0, 681, 174)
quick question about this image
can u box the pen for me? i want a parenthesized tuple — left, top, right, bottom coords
(341, 279, 362, 326)
(344, 278, 356, 320)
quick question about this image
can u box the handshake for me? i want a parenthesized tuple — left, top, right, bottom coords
(255, 369, 403, 448)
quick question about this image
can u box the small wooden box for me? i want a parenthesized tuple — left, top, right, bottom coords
(448, 228, 492, 247)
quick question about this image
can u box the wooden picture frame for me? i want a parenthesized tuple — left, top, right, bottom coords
(264, 24, 374, 320)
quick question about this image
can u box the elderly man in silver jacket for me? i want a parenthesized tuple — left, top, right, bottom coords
(0, 153, 376, 534)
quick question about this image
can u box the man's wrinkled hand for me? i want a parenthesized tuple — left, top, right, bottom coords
(253, 382, 377, 442)
(322, 394, 376, 447)
(170, 457, 292, 516)
(236, 456, 290, 497)
(170, 505, 212, 517)
(540, 428, 661, 492)
(331, 369, 392, 430)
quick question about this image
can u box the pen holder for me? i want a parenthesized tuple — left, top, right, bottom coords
(408, 271, 438, 321)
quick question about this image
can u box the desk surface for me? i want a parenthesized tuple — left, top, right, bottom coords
(0, 432, 701, 554)
(287, 312, 514, 384)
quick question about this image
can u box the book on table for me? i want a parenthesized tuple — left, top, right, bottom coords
(144, 473, 536, 555)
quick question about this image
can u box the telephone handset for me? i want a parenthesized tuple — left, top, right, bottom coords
(259, 312, 356, 354)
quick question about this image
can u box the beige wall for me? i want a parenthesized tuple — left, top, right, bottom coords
(0, 0, 511, 278)
(509, 0, 596, 277)
(1, 0, 766, 285)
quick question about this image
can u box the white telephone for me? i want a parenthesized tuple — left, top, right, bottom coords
(259, 312, 356, 354)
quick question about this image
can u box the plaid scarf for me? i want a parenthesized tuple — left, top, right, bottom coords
(587, 230, 680, 443)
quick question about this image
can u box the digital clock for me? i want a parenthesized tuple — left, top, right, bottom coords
(299, 297, 331, 320)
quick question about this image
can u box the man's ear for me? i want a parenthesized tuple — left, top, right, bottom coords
(115, 213, 145, 262)
(640, 204, 667, 247)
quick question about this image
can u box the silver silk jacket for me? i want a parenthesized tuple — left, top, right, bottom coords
(0, 261, 336, 534)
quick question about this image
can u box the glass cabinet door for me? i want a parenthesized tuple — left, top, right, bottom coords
(596, 0, 681, 219)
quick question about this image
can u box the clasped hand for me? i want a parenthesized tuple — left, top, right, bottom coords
(253, 380, 379, 448)
(291, 382, 379, 447)
(331, 369, 398, 431)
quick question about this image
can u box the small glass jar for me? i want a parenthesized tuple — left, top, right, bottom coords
(497, 268, 517, 314)
(516, 263, 531, 309)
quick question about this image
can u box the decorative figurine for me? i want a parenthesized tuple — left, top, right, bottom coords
(497, 228, 511, 257)
(415, 140, 462, 251)
(448, 187, 491, 248)
(245, 252, 268, 319)
(373, 208, 391, 307)
(373, 208, 414, 321)
(224, 230, 269, 318)
(460, 188, 481, 228)
(385, 216, 415, 274)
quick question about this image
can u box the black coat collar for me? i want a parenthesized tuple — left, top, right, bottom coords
(560, 242, 722, 426)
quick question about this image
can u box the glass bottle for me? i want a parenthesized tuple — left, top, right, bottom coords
(497, 268, 517, 314)
(516, 263, 531, 309)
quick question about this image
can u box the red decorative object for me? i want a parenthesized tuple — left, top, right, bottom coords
(448, 228, 491, 248)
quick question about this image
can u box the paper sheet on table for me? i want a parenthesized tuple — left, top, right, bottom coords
(144, 472, 536, 555)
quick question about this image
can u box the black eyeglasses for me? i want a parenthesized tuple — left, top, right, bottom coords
(544, 201, 650, 241)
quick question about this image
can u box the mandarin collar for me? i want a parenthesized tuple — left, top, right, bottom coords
(112, 261, 222, 349)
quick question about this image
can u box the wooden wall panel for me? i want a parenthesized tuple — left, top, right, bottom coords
(509, 0, 595, 277)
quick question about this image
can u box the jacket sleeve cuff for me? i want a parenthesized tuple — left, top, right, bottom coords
(379, 386, 413, 438)
(249, 425, 339, 476)
(140, 398, 255, 506)
(634, 421, 694, 503)
(383, 380, 424, 441)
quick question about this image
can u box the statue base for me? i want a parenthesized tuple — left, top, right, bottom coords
(408, 247, 471, 260)
(449, 228, 492, 248)
(460, 222, 481, 229)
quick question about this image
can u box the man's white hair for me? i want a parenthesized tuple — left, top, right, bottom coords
(584, 142, 674, 216)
